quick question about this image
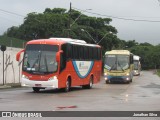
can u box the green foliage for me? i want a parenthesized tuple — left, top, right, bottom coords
(139, 42, 153, 46)
(5, 8, 121, 54)
(0, 35, 25, 48)
(125, 40, 139, 48)
(44, 8, 67, 14)
(157, 69, 160, 77)
(129, 44, 160, 69)
(4, 7, 159, 70)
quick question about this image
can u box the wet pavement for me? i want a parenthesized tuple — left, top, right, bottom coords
(0, 71, 160, 119)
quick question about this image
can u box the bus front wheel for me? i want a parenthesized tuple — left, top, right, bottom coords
(106, 81, 109, 84)
(32, 87, 40, 92)
(64, 79, 71, 92)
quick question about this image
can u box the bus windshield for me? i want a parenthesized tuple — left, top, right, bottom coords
(104, 55, 129, 71)
(23, 44, 59, 74)
(134, 60, 139, 70)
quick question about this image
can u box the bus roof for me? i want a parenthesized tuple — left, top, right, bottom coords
(133, 55, 140, 60)
(105, 50, 131, 55)
(26, 38, 100, 47)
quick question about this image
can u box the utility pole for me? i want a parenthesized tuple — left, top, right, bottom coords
(68, 2, 72, 37)
(1, 45, 6, 85)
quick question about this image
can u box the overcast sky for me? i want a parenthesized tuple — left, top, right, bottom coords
(0, 0, 160, 45)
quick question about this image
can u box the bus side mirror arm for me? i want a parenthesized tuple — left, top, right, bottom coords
(56, 50, 63, 62)
(16, 49, 25, 61)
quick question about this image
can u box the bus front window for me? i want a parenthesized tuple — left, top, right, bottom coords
(117, 55, 129, 70)
(104, 55, 116, 70)
(104, 55, 129, 71)
(134, 61, 139, 70)
(23, 44, 58, 74)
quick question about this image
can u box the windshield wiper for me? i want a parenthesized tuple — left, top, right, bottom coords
(109, 62, 116, 71)
(44, 54, 49, 72)
(117, 61, 124, 71)
(30, 52, 41, 71)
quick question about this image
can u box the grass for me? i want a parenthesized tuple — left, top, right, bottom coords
(157, 69, 160, 77)
(0, 35, 26, 48)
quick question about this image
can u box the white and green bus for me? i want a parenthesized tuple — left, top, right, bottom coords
(104, 50, 134, 83)
(133, 55, 141, 76)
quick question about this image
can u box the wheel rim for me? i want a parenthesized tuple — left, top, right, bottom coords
(90, 79, 93, 87)
(66, 80, 69, 91)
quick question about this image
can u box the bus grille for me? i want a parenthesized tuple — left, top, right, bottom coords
(110, 77, 124, 82)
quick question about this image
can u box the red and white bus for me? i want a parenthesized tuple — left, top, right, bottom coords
(16, 38, 102, 92)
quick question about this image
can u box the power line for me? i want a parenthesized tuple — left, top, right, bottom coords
(0, 9, 25, 17)
(158, 0, 160, 6)
(1, 7, 160, 23)
(73, 7, 160, 23)
(0, 8, 43, 23)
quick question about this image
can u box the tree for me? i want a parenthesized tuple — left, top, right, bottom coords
(129, 44, 160, 69)
(125, 40, 139, 48)
(5, 8, 119, 53)
(139, 42, 153, 46)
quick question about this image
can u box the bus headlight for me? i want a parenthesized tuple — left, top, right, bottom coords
(22, 74, 29, 79)
(126, 77, 130, 81)
(48, 76, 57, 81)
(104, 73, 107, 76)
(126, 73, 130, 76)
(104, 77, 108, 80)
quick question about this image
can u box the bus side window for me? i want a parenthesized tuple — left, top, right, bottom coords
(130, 54, 133, 64)
(60, 44, 67, 72)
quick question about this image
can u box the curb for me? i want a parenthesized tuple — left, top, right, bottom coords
(0, 83, 21, 89)
(0, 85, 11, 89)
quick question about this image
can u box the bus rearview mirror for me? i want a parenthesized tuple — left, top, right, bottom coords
(16, 49, 24, 61)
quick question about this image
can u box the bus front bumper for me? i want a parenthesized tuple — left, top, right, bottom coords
(104, 76, 131, 83)
(133, 70, 140, 76)
(21, 77, 58, 88)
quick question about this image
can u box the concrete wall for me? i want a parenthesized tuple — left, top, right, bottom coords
(0, 47, 23, 84)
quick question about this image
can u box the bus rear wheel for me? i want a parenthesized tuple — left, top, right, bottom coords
(105, 80, 110, 84)
(82, 76, 93, 89)
(32, 87, 40, 92)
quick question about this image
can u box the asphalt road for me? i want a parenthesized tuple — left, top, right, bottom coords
(0, 70, 160, 119)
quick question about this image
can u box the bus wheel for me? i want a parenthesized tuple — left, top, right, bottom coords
(64, 79, 71, 92)
(105, 80, 110, 84)
(130, 79, 132, 82)
(83, 76, 93, 89)
(32, 87, 40, 92)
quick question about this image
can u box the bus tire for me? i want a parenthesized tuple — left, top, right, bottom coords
(83, 76, 93, 89)
(64, 79, 71, 92)
(130, 79, 132, 82)
(126, 81, 130, 84)
(105, 80, 110, 84)
(32, 87, 40, 92)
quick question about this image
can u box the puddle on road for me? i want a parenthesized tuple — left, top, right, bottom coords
(141, 83, 160, 89)
(140, 95, 148, 97)
(154, 91, 160, 94)
(111, 96, 126, 101)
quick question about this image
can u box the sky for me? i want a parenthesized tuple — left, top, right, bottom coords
(0, 0, 160, 45)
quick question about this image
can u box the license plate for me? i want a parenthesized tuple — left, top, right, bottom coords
(35, 84, 42, 87)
